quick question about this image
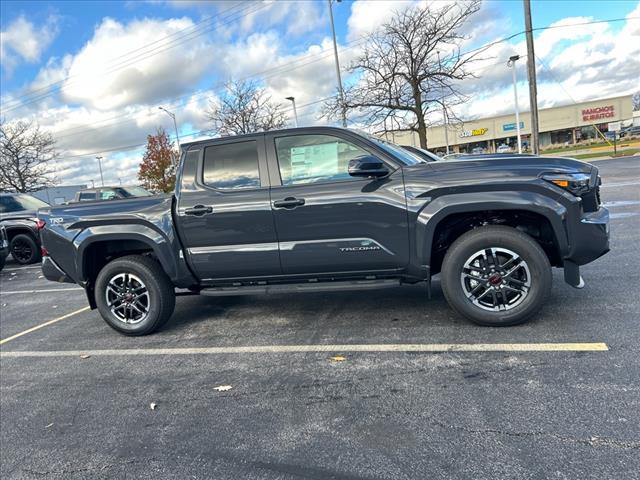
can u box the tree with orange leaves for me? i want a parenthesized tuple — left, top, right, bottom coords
(137, 127, 177, 193)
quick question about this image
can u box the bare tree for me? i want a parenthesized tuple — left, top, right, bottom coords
(0, 120, 58, 192)
(324, 1, 482, 148)
(206, 80, 288, 136)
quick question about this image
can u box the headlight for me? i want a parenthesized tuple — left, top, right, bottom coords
(541, 172, 591, 196)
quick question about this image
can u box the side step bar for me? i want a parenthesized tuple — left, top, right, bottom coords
(199, 279, 401, 297)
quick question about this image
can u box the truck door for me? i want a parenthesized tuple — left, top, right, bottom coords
(175, 137, 281, 281)
(265, 131, 409, 275)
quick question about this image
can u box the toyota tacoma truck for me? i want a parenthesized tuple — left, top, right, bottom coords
(37, 127, 610, 335)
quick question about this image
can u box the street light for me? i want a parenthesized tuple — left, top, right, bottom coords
(327, 0, 347, 127)
(507, 54, 522, 154)
(285, 96, 299, 127)
(158, 106, 180, 148)
(95, 156, 105, 186)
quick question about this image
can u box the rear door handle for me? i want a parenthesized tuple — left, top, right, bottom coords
(273, 197, 305, 209)
(184, 205, 213, 216)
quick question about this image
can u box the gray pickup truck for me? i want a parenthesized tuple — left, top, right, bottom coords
(37, 127, 610, 335)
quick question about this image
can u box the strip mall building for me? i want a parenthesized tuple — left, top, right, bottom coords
(385, 94, 633, 154)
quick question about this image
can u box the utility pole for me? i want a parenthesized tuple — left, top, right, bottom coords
(523, 0, 540, 154)
(285, 96, 299, 127)
(327, 0, 347, 128)
(95, 156, 105, 186)
(437, 51, 450, 154)
(508, 55, 522, 154)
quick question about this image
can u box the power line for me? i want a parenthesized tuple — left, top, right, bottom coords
(1, 1, 269, 112)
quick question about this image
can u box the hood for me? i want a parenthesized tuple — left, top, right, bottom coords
(404, 155, 593, 188)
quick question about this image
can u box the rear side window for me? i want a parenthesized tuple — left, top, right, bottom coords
(78, 192, 96, 201)
(100, 190, 117, 200)
(203, 140, 260, 190)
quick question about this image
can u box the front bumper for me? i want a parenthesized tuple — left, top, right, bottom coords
(563, 206, 609, 287)
(42, 255, 75, 284)
(568, 207, 610, 265)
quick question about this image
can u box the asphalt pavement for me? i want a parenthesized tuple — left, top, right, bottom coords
(1, 157, 639, 479)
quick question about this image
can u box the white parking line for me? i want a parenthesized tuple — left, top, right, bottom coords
(600, 181, 640, 188)
(0, 307, 90, 345)
(0, 342, 609, 357)
(0, 265, 42, 272)
(0, 288, 83, 295)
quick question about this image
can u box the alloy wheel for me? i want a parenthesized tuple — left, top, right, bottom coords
(460, 247, 531, 312)
(105, 273, 150, 324)
(11, 239, 33, 263)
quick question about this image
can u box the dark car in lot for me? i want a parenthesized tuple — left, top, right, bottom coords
(0, 225, 9, 271)
(74, 186, 153, 202)
(37, 127, 610, 335)
(0, 193, 49, 264)
(619, 125, 640, 138)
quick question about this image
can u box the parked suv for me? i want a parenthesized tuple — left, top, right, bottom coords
(74, 186, 152, 202)
(38, 127, 610, 335)
(0, 193, 49, 264)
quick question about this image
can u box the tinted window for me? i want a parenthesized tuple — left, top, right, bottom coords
(275, 134, 368, 185)
(0, 194, 49, 213)
(78, 192, 96, 201)
(203, 141, 260, 190)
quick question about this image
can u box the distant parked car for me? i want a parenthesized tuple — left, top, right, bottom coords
(0, 225, 9, 271)
(619, 126, 640, 138)
(471, 146, 486, 154)
(0, 193, 49, 264)
(400, 145, 441, 162)
(74, 186, 153, 202)
(496, 144, 512, 153)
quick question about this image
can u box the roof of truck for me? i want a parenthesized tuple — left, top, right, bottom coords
(180, 126, 350, 149)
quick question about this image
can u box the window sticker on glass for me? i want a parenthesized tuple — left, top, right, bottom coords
(290, 142, 339, 182)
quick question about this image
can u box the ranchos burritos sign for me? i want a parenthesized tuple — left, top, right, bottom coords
(582, 105, 615, 122)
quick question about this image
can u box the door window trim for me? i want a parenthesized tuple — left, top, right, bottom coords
(266, 130, 399, 188)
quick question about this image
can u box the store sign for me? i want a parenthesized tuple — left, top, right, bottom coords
(582, 105, 615, 122)
(502, 121, 524, 132)
(459, 127, 488, 138)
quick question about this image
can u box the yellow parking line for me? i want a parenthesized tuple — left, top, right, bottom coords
(0, 306, 90, 346)
(0, 342, 608, 357)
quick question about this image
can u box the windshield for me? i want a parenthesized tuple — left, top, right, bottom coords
(357, 132, 423, 166)
(118, 186, 152, 197)
(0, 194, 50, 213)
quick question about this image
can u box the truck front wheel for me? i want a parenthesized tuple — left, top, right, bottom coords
(95, 255, 176, 335)
(440, 226, 551, 326)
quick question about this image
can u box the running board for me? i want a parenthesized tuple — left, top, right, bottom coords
(199, 279, 401, 296)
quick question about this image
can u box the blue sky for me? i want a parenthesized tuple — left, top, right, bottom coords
(1, 0, 639, 185)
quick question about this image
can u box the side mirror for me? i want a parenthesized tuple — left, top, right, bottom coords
(348, 155, 389, 178)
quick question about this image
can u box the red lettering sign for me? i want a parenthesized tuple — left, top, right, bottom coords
(582, 105, 615, 122)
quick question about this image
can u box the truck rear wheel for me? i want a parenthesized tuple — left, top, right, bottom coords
(440, 226, 551, 326)
(10, 233, 40, 264)
(95, 255, 175, 335)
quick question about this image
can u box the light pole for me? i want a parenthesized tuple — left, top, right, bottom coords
(95, 156, 105, 186)
(437, 51, 450, 154)
(158, 106, 180, 148)
(285, 96, 299, 127)
(327, 0, 347, 127)
(507, 55, 522, 154)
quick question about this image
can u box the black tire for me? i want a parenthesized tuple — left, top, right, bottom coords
(440, 225, 551, 326)
(10, 233, 40, 265)
(95, 255, 176, 335)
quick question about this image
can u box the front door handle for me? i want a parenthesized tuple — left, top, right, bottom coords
(184, 205, 213, 216)
(273, 197, 305, 209)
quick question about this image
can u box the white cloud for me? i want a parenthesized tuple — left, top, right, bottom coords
(55, 16, 217, 110)
(0, 15, 59, 75)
